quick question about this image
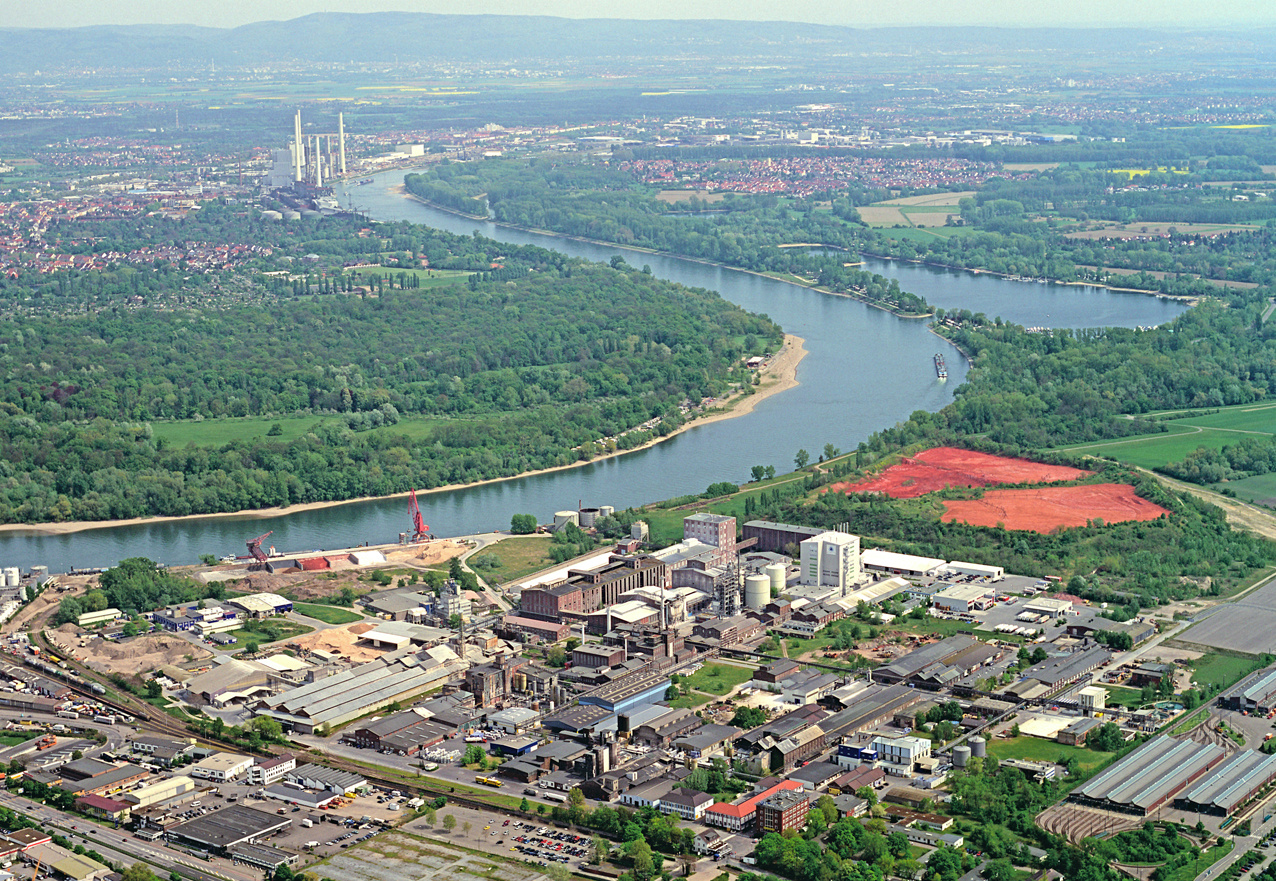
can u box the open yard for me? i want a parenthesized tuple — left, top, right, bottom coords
(292, 603, 365, 625)
(474, 535, 557, 583)
(986, 735, 1115, 778)
(939, 483, 1171, 532)
(306, 830, 552, 881)
(829, 446, 1092, 499)
(681, 661, 755, 695)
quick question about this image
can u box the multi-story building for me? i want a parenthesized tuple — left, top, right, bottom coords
(683, 514, 737, 567)
(520, 555, 667, 624)
(870, 735, 931, 777)
(799, 532, 861, 594)
(247, 754, 296, 786)
(756, 789, 810, 835)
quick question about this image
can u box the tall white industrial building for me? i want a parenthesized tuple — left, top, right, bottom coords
(799, 531, 860, 594)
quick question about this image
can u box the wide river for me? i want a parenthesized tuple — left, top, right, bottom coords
(0, 171, 1188, 571)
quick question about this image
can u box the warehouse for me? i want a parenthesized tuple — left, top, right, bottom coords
(1023, 598, 1073, 619)
(286, 764, 365, 794)
(861, 549, 945, 579)
(122, 776, 196, 809)
(1071, 735, 1226, 816)
(938, 562, 1004, 581)
(1174, 749, 1276, 816)
(226, 593, 293, 619)
(166, 804, 292, 854)
(1220, 665, 1276, 715)
(189, 753, 254, 783)
(254, 651, 466, 734)
(579, 668, 671, 715)
(932, 584, 994, 614)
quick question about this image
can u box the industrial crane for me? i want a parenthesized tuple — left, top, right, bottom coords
(409, 490, 429, 543)
(246, 531, 273, 569)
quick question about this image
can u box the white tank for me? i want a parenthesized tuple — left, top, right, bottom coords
(599, 505, 615, 519)
(3, 568, 17, 588)
(744, 574, 770, 610)
(281, 210, 301, 221)
(765, 563, 786, 593)
(553, 511, 579, 529)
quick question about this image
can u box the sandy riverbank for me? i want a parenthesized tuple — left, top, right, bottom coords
(0, 335, 807, 537)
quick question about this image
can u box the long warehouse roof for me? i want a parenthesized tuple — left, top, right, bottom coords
(1076, 735, 1226, 811)
(1178, 749, 1276, 813)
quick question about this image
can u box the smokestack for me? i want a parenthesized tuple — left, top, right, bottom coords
(338, 113, 347, 175)
(294, 111, 304, 183)
(314, 136, 323, 187)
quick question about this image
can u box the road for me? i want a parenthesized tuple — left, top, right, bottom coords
(0, 790, 256, 881)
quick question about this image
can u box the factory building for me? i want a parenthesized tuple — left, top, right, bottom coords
(682, 514, 737, 567)
(1220, 664, 1276, 715)
(742, 521, 824, 553)
(932, 583, 995, 614)
(799, 531, 861, 594)
(861, 549, 945, 579)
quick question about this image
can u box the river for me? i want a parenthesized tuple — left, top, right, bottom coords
(0, 171, 1188, 571)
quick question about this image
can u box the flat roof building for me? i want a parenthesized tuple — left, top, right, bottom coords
(1072, 735, 1227, 816)
(166, 804, 292, 854)
(861, 549, 945, 578)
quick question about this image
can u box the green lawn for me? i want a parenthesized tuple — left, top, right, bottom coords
(667, 691, 715, 709)
(1193, 652, 1266, 692)
(1158, 840, 1234, 881)
(473, 535, 557, 583)
(238, 618, 314, 643)
(681, 662, 755, 696)
(292, 603, 364, 625)
(986, 735, 1115, 777)
(1102, 685, 1150, 709)
(0, 732, 37, 747)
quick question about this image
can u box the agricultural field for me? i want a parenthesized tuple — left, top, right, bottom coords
(859, 191, 972, 228)
(1222, 472, 1276, 507)
(291, 603, 365, 625)
(1063, 401, 1276, 470)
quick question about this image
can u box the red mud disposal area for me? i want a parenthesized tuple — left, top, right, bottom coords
(829, 446, 1092, 499)
(940, 483, 1171, 533)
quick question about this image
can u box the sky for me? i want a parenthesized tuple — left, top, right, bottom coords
(3, 0, 1274, 29)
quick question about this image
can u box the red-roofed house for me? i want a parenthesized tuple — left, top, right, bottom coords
(704, 779, 805, 833)
(75, 794, 131, 823)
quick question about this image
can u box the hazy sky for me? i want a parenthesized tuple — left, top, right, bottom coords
(6, 0, 1275, 29)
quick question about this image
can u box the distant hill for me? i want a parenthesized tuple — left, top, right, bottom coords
(1, 13, 1274, 74)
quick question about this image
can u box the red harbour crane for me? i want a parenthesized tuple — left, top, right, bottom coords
(246, 531, 273, 566)
(409, 490, 430, 543)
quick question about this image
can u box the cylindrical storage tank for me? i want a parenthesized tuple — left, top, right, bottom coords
(952, 745, 971, 768)
(281, 210, 301, 221)
(744, 574, 770, 610)
(260, 210, 282, 220)
(3, 568, 17, 587)
(579, 507, 600, 527)
(766, 563, 786, 593)
(969, 735, 986, 758)
(30, 566, 47, 579)
(554, 511, 579, 530)
(599, 505, 615, 519)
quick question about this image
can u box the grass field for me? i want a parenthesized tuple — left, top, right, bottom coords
(986, 735, 1115, 777)
(1158, 841, 1234, 881)
(681, 662, 755, 695)
(476, 536, 557, 583)
(1101, 685, 1150, 709)
(239, 618, 313, 643)
(1061, 401, 1276, 469)
(0, 732, 36, 748)
(667, 691, 715, 709)
(1219, 472, 1276, 507)
(1192, 651, 1265, 692)
(292, 603, 364, 625)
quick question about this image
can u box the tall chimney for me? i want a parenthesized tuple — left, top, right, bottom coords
(294, 111, 304, 182)
(338, 113, 347, 175)
(314, 136, 323, 187)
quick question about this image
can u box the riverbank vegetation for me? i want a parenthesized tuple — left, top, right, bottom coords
(0, 216, 779, 524)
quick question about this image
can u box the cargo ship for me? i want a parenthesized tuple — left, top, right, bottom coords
(934, 353, 948, 379)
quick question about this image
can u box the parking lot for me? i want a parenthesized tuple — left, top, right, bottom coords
(306, 829, 552, 881)
(402, 803, 593, 871)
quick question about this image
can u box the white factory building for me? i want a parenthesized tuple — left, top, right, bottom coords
(799, 531, 861, 594)
(932, 583, 995, 614)
(861, 549, 945, 578)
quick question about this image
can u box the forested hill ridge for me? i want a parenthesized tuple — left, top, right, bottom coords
(0, 210, 780, 524)
(1, 16, 1273, 75)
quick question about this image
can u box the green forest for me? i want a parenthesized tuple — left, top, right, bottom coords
(0, 214, 780, 523)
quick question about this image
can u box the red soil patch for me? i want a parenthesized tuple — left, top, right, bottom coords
(940, 483, 1170, 533)
(828, 446, 1092, 499)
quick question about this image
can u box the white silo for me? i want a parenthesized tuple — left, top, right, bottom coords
(765, 563, 786, 594)
(744, 574, 770, 610)
(600, 505, 615, 519)
(554, 511, 580, 530)
(3, 568, 17, 588)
